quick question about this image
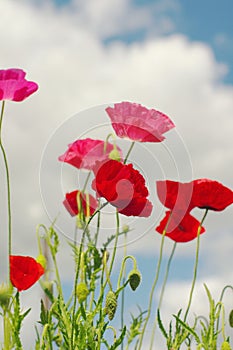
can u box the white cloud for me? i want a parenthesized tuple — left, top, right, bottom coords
(0, 0, 233, 347)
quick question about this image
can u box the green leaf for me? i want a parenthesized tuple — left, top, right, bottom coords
(157, 309, 168, 339)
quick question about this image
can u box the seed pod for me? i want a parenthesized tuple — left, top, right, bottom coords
(229, 309, 233, 327)
(128, 269, 141, 291)
(221, 341, 232, 350)
(105, 290, 117, 320)
(76, 282, 89, 303)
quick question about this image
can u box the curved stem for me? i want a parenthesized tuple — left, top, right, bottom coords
(0, 101, 12, 281)
(183, 209, 208, 322)
(216, 285, 233, 332)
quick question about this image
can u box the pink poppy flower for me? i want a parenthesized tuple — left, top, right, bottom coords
(0, 68, 38, 102)
(58, 138, 122, 171)
(105, 101, 175, 142)
(156, 210, 205, 242)
(63, 190, 98, 217)
(92, 159, 153, 217)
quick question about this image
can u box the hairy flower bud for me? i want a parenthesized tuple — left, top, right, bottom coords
(229, 309, 233, 327)
(36, 254, 47, 269)
(128, 269, 141, 291)
(108, 149, 121, 162)
(105, 291, 117, 320)
(221, 341, 232, 350)
(0, 283, 12, 307)
(76, 282, 89, 303)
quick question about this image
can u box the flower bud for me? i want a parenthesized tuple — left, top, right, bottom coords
(122, 224, 130, 233)
(128, 269, 141, 291)
(76, 282, 89, 303)
(229, 309, 233, 327)
(0, 283, 12, 307)
(108, 149, 121, 162)
(221, 341, 232, 350)
(105, 290, 117, 320)
(36, 254, 47, 269)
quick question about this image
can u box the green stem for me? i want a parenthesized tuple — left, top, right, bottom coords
(82, 171, 91, 192)
(107, 210, 120, 277)
(0, 101, 12, 281)
(149, 242, 177, 348)
(216, 285, 233, 332)
(70, 202, 107, 349)
(121, 231, 127, 350)
(3, 307, 11, 350)
(124, 141, 135, 164)
(138, 228, 167, 349)
(183, 209, 208, 322)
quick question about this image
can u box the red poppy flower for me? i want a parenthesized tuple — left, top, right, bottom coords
(156, 211, 205, 242)
(10, 256, 44, 291)
(63, 190, 98, 216)
(105, 101, 175, 142)
(58, 138, 122, 171)
(156, 180, 194, 213)
(92, 159, 153, 217)
(0, 68, 38, 102)
(156, 179, 233, 213)
(191, 179, 233, 211)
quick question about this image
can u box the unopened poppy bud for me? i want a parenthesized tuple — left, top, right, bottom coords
(36, 254, 47, 269)
(128, 269, 141, 291)
(105, 290, 117, 320)
(229, 310, 233, 327)
(108, 149, 121, 162)
(122, 224, 130, 233)
(76, 282, 89, 303)
(0, 283, 12, 307)
(221, 341, 232, 350)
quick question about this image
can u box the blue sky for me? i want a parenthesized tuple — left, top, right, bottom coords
(53, 0, 233, 83)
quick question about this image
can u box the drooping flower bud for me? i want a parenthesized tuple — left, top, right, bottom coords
(128, 269, 141, 291)
(229, 309, 233, 327)
(108, 149, 121, 162)
(76, 282, 89, 303)
(105, 290, 117, 320)
(36, 254, 47, 269)
(221, 341, 232, 350)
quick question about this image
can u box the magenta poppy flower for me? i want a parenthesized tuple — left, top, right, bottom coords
(63, 190, 98, 217)
(191, 179, 233, 211)
(58, 138, 122, 171)
(156, 211, 205, 242)
(92, 159, 153, 217)
(10, 255, 44, 291)
(105, 101, 175, 142)
(0, 68, 38, 102)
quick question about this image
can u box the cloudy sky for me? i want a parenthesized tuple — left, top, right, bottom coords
(0, 0, 233, 348)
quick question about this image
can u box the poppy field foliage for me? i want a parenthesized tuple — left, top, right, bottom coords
(0, 68, 233, 349)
